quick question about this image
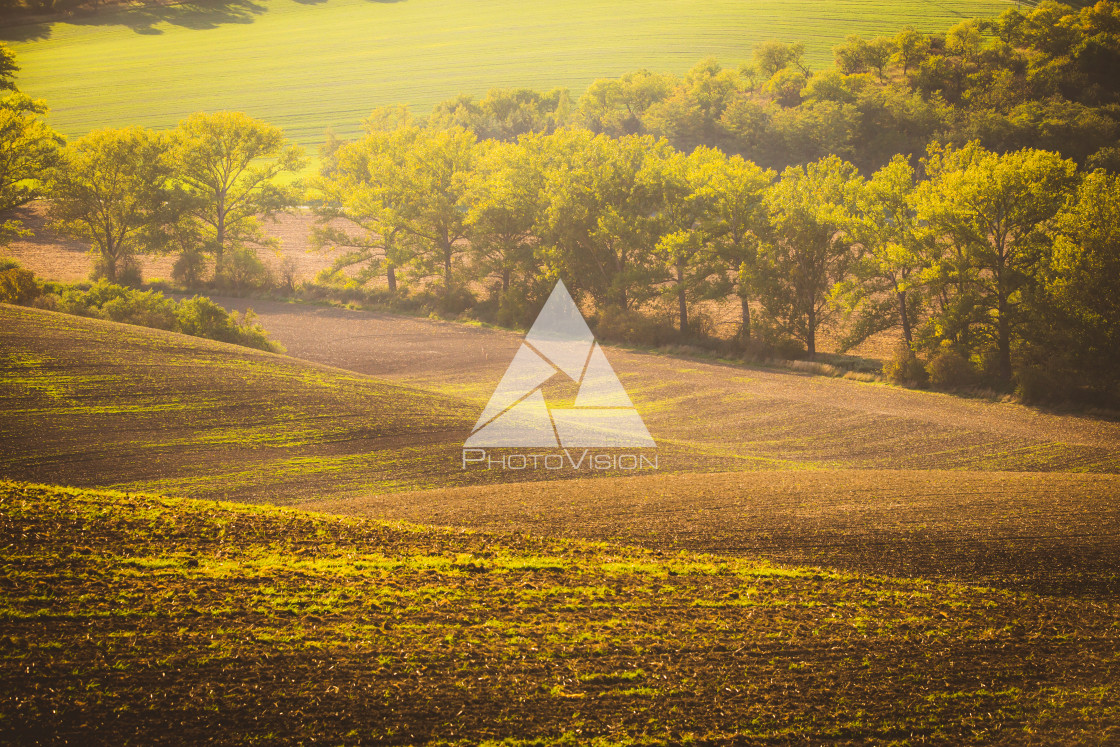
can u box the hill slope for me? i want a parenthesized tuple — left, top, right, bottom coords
(212, 295, 1120, 474)
(7, 0, 1011, 148)
(2, 480, 1117, 744)
(309, 470, 1120, 597)
(0, 304, 480, 501)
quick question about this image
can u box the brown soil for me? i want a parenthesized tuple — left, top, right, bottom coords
(306, 469, 1120, 598)
(3, 482, 1118, 746)
(205, 294, 1120, 473)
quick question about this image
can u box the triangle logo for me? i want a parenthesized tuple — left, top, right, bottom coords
(465, 280, 656, 448)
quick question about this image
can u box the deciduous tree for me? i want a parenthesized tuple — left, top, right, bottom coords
(170, 111, 304, 280)
(0, 92, 62, 244)
(758, 155, 862, 357)
(465, 138, 545, 322)
(917, 142, 1079, 384)
(49, 127, 173, 285)
(837, 155, 930, 350)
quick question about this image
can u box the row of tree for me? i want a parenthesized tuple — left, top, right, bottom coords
(17, 106, 1117, 399)
(424, 2, 1120, 173)
(313, 117, 1119, 398)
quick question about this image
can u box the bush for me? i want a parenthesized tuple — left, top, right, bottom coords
(883, 341, 929, 387)
(1014, 364, 1070, 404)
(4, 266, 281, 353)
(100, 288, 177, 329)
(277, 256, 298, 295)
(175, 295, 243, 341)
(216, 247, 272, 291)
(0, 267, 41, 305)
(175, 296, 280, 352)
(928, 343, 977, 390)
(427, 284, 477, 316)
(596, 307, 676, 347)
(91, 255, 142, 287)
(172, 248, 209, 288)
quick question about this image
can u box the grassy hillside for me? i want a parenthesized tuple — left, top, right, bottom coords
(2, 480, 1117, 744)
(6, 0, 1011, 149)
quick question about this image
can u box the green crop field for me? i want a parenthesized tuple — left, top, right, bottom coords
(6, 0, 1011, 150)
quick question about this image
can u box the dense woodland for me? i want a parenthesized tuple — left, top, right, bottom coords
(3, 1, 1120, 403)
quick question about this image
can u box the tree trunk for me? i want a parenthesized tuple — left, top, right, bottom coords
(501, 266, 511, 294)
(739, 294, 751, 343)
(806, 305, 817, 359)
(103, 234, 117, 283)
(386, 264, 397, 294)
(995, 247, 1012, 386)
(997, 290, 1012, 386)
(898, 289, 912, 345)
(677, 257, 688, 336)
(215, 198, 225, 259)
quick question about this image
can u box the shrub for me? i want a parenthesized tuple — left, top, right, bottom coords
(91, 255, 142, 287)
(596, 307, 675, 347)
(6, 267, 280, 353)
(216, 246, 272, 291)
(883, 341, 929, 387)
(172, 248, 209, 288)
(431, 284, 477, 316)
(928, 343, 977, 390)
(1014, 364, 1065, 404)
(100, 288, 177, 329)
(175, 296, 281, 352)
(174, 295, 240, 341)
(57, 280, 131, 317)
(277, 256, 298, 294)
(0, 267, 41, 305)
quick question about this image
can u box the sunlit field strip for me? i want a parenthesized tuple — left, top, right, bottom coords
(10, 0, 1010, 149)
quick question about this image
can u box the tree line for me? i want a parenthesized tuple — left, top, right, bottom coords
(313, 119, 1117, 401)
(2, 2, 1120, 403)
(425, 1, 1120, 173)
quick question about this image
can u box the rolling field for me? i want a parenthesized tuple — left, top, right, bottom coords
(312, 471, 1120, 598)
(4, 281, 1120, 740)
(208, 294, 1120, 474)
(6, 0, 1011, 149)
(5, 298, 1120, 505)
(0, 304, 484, 501)
(5, 299, 1120, 601)
(2, 481, 1118, 744)
(0, 303, 755, 500)
(5, 0, 1120, 739)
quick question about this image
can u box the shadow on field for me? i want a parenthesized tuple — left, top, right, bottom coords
(0, 0, 268, 40)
